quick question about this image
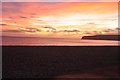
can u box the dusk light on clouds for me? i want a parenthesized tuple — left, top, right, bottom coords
(1, 1, 118, 38)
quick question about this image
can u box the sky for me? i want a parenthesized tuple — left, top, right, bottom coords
(1, 2, 119, 38)
(1, 0, 119, 2)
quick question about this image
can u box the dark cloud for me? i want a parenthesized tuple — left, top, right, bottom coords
(3, 28, 41, 33)
(9, 17, 13, 19)
(103, 29, 115, 32)
(44, 26, 56, 30)
(19, 16, 27, 18)
(86, 22, 102, 26)
(93, 31, 102, 34)
(116, 28, 120, 30)
(83, 31, 92, 34)
(87, 22, 95, 25)
(30, 13, 37, 18)
(63, 29, 80, 32)
(83, 31, 102, 35)
(37, 19, 44, 21)
(0, 23, 7, 26)
(57, 29, 80, 34)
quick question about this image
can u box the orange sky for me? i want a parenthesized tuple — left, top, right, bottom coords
(1, 0, 119, 2)
(1, 2, 118, 38)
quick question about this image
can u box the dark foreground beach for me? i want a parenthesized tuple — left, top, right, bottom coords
(2, 46, 119, 79)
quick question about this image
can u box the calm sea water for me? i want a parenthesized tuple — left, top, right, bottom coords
(1, 36, 119, 46)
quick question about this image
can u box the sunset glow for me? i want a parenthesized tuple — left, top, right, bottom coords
(1, 2, 118, 38)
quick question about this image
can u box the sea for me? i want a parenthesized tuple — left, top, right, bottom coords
(1, 36, 119, 46)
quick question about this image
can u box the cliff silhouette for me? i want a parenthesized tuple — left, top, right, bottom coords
(82, 35, 120, 41)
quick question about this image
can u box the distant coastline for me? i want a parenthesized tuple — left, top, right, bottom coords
(82, 35, 120, 41)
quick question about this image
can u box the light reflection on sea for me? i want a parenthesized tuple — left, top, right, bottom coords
(1, 36, 119, 46)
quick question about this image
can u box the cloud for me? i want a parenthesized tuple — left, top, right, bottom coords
(0, 23, 7, 26)
(19, 16, 27, 18)
(2, 2, 23, 14)
(43, 26, 56, 30)
(2, 2, 118, 37)
(20, 27, 41, 32)
(102, 28, 118, 35)
(3, 27, 42, 33)
(116, 28, 120, 30)
(62, 29, 80, 32)
(103, 29, 115, 32)
(3, 30, 23, 32)
(2, 2, 117, 18)
(83, 31, 102, 35)
(87, 23, 96, 25)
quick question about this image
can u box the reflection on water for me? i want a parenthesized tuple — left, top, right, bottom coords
(1, 36, 119, 46)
